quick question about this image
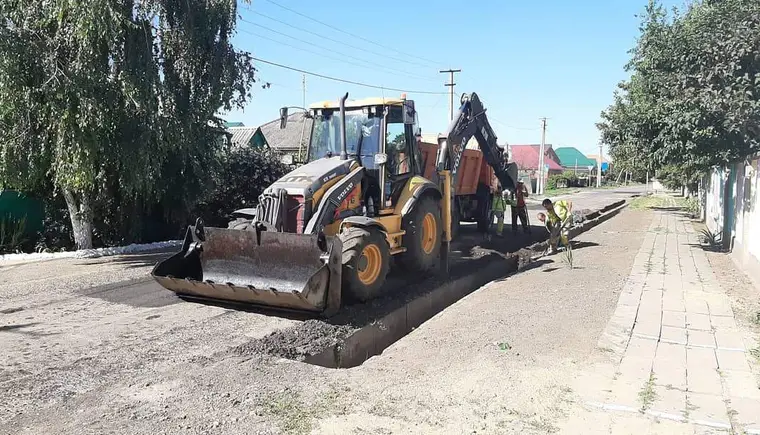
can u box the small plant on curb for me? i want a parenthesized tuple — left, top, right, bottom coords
(749, 347, 760, 361)
(699, 228, 722, 250)
(561, 243, 574, 269)
(638, 371, 658, 412)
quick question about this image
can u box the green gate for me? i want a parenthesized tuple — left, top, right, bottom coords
(0, 190, 44, 237)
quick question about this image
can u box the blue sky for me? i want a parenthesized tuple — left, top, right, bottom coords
(224, 0, 682, 156)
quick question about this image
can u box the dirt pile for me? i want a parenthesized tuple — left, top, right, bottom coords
(231, 320, 354, 361)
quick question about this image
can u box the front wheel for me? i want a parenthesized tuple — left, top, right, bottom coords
(340, 226, 390, 302)
(398, 196, 442, 273)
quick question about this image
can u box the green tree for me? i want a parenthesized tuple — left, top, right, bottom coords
(597, 0, 760, 185)
(0, 0, 255, 248)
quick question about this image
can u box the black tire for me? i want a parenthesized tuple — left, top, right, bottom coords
(340, 226, 390, 302)
(398, 195, 442, 273)
(451, 197, 461, 241)
(475, 183, 492, 233)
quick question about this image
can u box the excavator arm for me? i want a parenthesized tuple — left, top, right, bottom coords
(436, 92, 518, 194)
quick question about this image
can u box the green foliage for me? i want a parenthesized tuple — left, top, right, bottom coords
(546, 170, 581, 190)
(0, 0, 257, 248)
(597, 0, 760, 178)
(561, 242, 574, 269)
(0, 215, 27, 254)
(195, 147, 289, 228)
(699, 228, 722, 247)
(683, 197, 700, 218)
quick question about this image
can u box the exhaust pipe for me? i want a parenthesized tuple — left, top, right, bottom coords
(339, 92, 349, 160)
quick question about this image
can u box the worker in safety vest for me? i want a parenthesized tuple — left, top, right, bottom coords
(492, 185, 507, 237)
(541, 198, 573, 253)
(510, 181, 531, 235)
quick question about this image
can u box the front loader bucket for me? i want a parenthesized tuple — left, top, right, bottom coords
(151, 223, 343, 317)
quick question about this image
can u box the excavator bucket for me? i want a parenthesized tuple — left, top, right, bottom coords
(151, 221, 343, 317)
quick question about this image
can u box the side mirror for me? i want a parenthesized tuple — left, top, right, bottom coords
(374, 153, 388, 166)
(280, 154, 294, 165)
(279, 107, 289, 129)
(403, 100, 415, 125)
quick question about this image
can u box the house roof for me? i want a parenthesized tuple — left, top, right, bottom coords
(258, 111, 314, 152)
(586, 154, 610, 164)
(227, 127, 258, 148)
(554, 147, 597, 168)
(509, 145, 563, 171)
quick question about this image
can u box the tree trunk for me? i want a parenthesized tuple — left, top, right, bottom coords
(63, 188, 94, 250)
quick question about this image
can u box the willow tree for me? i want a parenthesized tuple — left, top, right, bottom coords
(0, 0, 255, 248)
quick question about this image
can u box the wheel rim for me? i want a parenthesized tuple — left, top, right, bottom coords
(421, 212, 437, 254)
(357, 244, 383, 285)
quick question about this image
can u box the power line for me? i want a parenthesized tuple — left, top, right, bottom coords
(250, 10, 433, 70)
(251, 57, 447, 95)
(238, 20, 435, 82)
(238, 27, 433, 82)
(262, 0, 442, 67)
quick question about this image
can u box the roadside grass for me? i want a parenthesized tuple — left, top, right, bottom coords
(628, 195, 672, 210)
(543, 187, 580, 197)
(260, 387, 344, 435)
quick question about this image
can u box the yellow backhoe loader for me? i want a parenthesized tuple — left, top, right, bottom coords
(151, 92, 518, 316)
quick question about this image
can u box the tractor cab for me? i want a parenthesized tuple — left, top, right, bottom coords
(280, 96, 424, 214)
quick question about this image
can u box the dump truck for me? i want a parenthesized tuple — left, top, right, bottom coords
(417, 135, 504, 237)
(151, 92, 518, 316)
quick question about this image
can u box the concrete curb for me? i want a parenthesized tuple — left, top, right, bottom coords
(0, 240, 182, 264)
(307, 196, 635, 369)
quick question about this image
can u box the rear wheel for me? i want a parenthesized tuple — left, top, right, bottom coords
(451, 197, 461, 240)
(399, 196, 442, 273)
(340, 226, 390, 302)
(476, 183, 492, 233)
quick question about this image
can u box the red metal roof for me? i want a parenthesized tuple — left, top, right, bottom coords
(509, 145, 563, 171)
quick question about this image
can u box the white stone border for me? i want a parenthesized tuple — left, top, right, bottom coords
(0, 240, 182, 263)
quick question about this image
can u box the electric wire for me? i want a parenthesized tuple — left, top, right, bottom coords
(262, 0, 442, 67)
(250, 10, 434, 69)
(251, 57, 447, 95)
(238, 21, 436, 82)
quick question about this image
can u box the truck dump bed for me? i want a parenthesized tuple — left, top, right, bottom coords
(418, 139, 497, 195)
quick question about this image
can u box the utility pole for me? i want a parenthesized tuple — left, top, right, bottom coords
(538, 117, 548, 194)
(597, 143, 603, 188)
(297, 74, 307, 162)
(439, 69, 461, 121)
(302, 74, 306, 110)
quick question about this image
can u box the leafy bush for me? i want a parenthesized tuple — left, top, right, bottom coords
(195, 146, 290, 228)
(0, 215, 27, 254)
(546, 174, 564, 190)
(547, 171, 581, 190)
(34, 196, 75, 252)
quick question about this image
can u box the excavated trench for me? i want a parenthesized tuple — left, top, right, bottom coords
(229, 199, 630, 368)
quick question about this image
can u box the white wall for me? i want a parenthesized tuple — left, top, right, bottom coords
(702, 156, 760, 284)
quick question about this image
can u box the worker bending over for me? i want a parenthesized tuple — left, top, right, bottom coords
(541, 198, 573, 254)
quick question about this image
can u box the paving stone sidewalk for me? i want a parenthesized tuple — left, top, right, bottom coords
(562, 207, 760, 434)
